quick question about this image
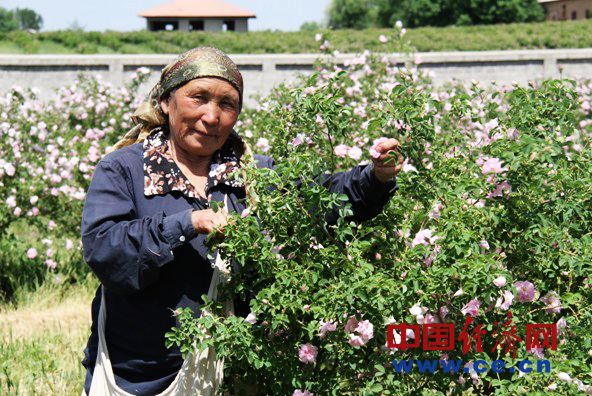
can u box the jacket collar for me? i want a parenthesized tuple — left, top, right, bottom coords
(142, 127, 242, 199)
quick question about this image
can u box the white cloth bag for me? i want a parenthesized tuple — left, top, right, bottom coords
(86, 196, 233, 396)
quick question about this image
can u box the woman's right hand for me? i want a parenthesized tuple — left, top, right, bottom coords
(191, 209, 230, 234)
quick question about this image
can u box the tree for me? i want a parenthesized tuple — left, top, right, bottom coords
(68, 20, 85, 32)
(300, 21, 323, 31)
(328, 0, 378, 29)
(328, 0, 546, 29)
(15, 8, 43, 31)
(0, 7, 18, 32)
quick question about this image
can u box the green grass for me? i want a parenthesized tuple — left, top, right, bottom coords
(1, 19, 591, 54)
(35, 41, 75, 54)
(0, 279, 97, 395)
(0, 41, 23, 54)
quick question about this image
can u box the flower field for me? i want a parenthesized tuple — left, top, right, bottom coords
(1, 32, 591, 394)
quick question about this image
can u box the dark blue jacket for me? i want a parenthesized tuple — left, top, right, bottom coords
(81, 141, 397, 395)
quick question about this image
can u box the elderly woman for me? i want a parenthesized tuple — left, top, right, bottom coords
(81, 47, 402, 395)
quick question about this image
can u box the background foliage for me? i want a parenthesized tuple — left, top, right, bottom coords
(0, 7, 43, 32)
(328, 0, 546, 29)
(1, 19, 592, 54)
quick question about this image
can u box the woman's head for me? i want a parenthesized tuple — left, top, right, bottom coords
(160, 76, 240, 157)
(158, 47, 243, 157)
(110, 46, 244, 156)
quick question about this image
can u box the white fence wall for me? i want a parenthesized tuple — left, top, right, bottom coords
(0, 49, 591, 108)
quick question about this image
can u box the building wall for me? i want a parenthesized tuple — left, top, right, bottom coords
(146, 17, 250, 31)
(542, 0, 592, 20)
(1, 50, 591, 108)
(235, 19, 248, 32)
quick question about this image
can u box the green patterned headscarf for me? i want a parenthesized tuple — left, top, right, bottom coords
(110, 46, 244, 152)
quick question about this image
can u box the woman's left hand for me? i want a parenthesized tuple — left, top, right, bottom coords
(371, 138, 404, 183)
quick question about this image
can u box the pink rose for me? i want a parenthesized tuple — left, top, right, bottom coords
(369, 137, 389, 159)
(480, 157, 507, 175)
(293, 390, 314, 396)
(514, 281, 536, 302)
(45, 259, 57, 269)
(5, 163, 15, 176)
(256, 137, 270, 153)
(318, 320, 337, 338)
(347, 146, 362, 160)
(556, 317, 568, 336)
(334, 144, 349, 158)
(346, 319, 374, 347)
(493, 276, 506, 288)
(298, 343, 318, 364)
(27, 248, 37, 259)
(495, 290, 514, 311)
(348, 334, 366, 347)
(540, 291, 562, 314)
(411, 229, 439, 247)
(355, 320, 374, 341)
(461, 298, 480, 317)
(245, 312, 257, 324)
(344, 316, 359, 333)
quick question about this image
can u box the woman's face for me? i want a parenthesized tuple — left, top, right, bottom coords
(160, 77, 240, 157)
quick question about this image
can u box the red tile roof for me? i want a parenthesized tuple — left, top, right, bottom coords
(139, 0, 256, 18)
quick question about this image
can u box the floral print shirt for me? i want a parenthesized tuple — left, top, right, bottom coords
(143, 127, 243, 203)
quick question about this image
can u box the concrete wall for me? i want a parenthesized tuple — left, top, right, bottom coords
(541, 0, 592, 20)
(1, 49, 591, 108)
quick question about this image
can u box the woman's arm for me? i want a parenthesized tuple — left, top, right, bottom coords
(81, 159, 197, 295)
(257, 155, 397, 224)
(320, 163, 398, 224)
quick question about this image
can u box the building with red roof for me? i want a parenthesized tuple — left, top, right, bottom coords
(538, 0, 592, 20)
(139, 0, 256, 32)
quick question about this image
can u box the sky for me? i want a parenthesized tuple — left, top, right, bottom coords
(0, 0, 332, 31)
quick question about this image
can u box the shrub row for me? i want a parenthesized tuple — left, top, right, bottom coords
(0, 19, 591, 54)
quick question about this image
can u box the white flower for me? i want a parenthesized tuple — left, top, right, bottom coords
(493, 276, 506, 288)
(411, 229, 439, 247)
(256, 137, 270, 153)
(557, 372, 571, 382)
(409, 304, 423, 317)
(347, 146, 362, 160)
(245, 312, 257, 324)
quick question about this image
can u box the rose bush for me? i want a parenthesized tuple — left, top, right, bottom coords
(0, 30, 590, 394)
(166, 43, 592, 394)
(0, 69, 150, 299)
